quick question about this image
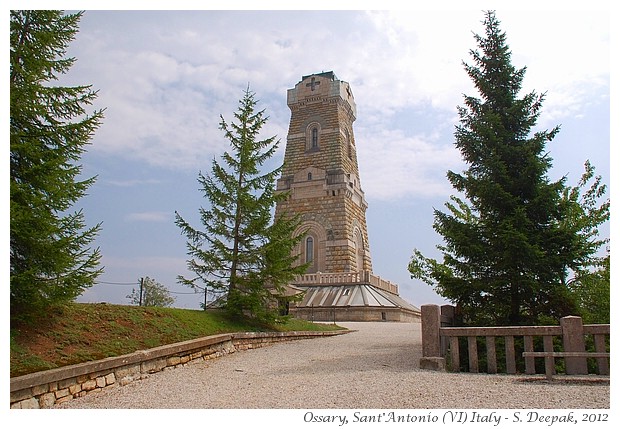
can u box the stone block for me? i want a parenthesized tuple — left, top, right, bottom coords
(16, 397, 39, 409)
(115, 363, 141, 379)
(82, 379, 97, 391)
(105, 373, 116, 386)
(10, 387, 33, 403)
(31, 383, 49, 397)
(58, 377, 77, 390)
(419, 357, 446, 371)
(167, 356, 181, 366)
(69, 383, 82, 395)
(54, 388, 70, 399)
(39, 392, 57, 408)
(142, 357, 167, 374)
(118, 375, 135, 386)
(55, 395, 73, 405)
(96, 376, 106, 388)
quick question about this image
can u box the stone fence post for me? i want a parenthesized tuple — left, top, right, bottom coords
(419, 304, 445, 371)
(440, 305, 455, 355)
(561, 315, 588, 375)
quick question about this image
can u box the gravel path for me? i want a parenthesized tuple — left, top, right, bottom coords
(55, 322, 609, 409)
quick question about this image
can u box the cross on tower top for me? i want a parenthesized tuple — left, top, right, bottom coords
(306, 77, 321, 91)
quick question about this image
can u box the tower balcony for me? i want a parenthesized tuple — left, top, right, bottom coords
(292, 270, 399, 295)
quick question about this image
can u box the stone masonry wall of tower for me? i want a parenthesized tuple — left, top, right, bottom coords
(275, 72, 373, 274)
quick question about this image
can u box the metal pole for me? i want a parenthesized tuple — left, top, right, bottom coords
(139, 277, 144, 306)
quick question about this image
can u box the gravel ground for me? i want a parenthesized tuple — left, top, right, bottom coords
(55, 322, 609, 409)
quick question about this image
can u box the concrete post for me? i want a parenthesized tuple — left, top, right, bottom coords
(422, 304, 441, 357)
(419, 304, 445, 371)
(440, 305, 455, 355)
(561, 315, 588, 375)
(440, 305, 455, 325)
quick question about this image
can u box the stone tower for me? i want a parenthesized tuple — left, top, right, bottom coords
(276, 72, 420, 322)
(275, 71, 372, 274)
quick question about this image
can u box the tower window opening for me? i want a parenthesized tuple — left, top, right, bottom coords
(308, 172, 312, 181)
(345, 129, 353, 159)
(305, 237, 314, 263)
(306, 123, 321, 152)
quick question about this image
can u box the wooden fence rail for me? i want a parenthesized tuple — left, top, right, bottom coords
(420, 304, 610, 378)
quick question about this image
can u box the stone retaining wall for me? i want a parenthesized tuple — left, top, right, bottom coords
(291, 306, 420, 323)
(10, 329, 348, 409)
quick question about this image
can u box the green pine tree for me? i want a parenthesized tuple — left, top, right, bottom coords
(10, 11, 104, 322)
(175, 88, 306, 322)
(408, 11, 609, 326)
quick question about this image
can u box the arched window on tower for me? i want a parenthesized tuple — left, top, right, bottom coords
(306, 122, 321, 152)
(345, 129, 353, 159)
(353, 227, 364, 272)
(305, 237, 314, 264)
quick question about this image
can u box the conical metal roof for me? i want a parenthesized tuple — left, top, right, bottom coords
(296, 284, 420, 313)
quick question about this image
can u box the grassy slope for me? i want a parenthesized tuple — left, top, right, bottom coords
(10, 302, 343, 378)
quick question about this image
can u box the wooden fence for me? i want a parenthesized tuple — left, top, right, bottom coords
(420, 304, 610, 379)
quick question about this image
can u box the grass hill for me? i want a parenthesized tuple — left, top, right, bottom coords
(10, 302, 343, 378)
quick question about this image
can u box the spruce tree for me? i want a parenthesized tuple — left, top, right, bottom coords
(10, 11, 104, 322)
(175, 88, 306, 322)
(408, 11, 608, 326)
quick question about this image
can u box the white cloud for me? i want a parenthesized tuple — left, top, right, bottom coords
(498, 11, 610, 128)
(359, 10, 477, 112)
(60, 9, 608, 200)
(358, 127, 463, 201)
(361, 10, 609, 119)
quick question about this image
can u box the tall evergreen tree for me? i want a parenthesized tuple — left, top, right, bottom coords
(408, 11, 609, 326)
(10, 11, 104, 322)
(175, 88, 306, 322)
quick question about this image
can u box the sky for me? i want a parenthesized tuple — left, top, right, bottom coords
(7, 2, 612, 311)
